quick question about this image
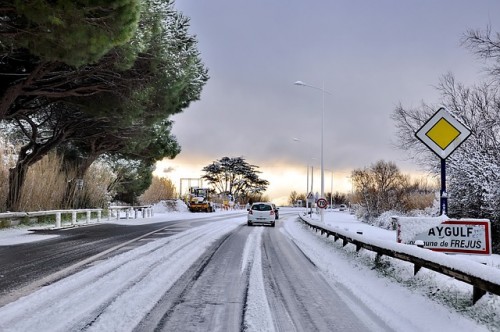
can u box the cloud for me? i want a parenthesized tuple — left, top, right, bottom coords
(167, 0, 499, 201)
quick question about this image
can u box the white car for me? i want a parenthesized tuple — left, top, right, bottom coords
(247, 202, 276, 227)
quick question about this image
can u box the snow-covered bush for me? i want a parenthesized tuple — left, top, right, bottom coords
(373, 208, 440, 230)
(151, 199, 189, 213)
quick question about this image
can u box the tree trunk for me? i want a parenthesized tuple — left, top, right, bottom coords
(62, 180, 78, 209)
(62, 156, 96, 209)
(6, 125, 71, 211)
(7, 163, 29, 212)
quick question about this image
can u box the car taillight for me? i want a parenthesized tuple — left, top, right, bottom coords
(270, 210, 275, 215)
(248, 210, 253, 215)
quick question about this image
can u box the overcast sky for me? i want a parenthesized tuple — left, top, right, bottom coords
(158, 1, 500, 204)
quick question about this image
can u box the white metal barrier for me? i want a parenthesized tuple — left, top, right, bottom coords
(107, 206, 153, 220)
(0, 209, 102, 228)
(1, 206, 154, 229)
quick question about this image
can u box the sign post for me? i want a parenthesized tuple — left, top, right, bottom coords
(415, 108, 471, 215)
(306, 192, 315, 216)
(440, 159, 447, 215)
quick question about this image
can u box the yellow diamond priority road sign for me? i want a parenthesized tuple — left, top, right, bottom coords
(415, 107, 471, 159)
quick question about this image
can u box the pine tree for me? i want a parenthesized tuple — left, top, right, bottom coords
(202, 157, 269, 201)
(4, 0, 141, 67)
(0, 0, 209, 210)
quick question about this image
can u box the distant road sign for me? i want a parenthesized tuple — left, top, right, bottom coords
(415, 107, 471, 159)
(317, 198, 328, 209)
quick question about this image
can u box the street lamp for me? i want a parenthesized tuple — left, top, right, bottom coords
(294, 80, 332, 223)
(323, 167, 334, 209)
(330, 169, 333, 209)
(292, 137, 315, 215)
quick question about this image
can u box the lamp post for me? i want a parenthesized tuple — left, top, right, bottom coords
(292, 137, 309, 213)
(323, 167, 334, 210)
(306, 164, 309, 213)
(330, 169, 333, 209)
(292, 138, 316, 215)
(294, 80, 331, 223)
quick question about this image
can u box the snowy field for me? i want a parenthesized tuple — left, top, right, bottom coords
(0, 205, 499, 331)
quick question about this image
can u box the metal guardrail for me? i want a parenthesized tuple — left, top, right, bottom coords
(0, 206, 153, 229)
(0, 209, 102, 229)
(298, 214, 500, 304)
(108, 206, 153, 220)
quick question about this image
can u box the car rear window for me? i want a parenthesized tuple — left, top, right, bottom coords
(252, 204, 272, 211)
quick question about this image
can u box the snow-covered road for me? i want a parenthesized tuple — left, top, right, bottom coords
(0, 209, 498, 331)
(0, 216, 243, 331)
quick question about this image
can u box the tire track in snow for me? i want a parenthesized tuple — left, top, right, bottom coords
(241, 227, 275, 332)
(0, 219, 242, 332)
(137, 229, 238, 331)
(85, 221, 243, 332)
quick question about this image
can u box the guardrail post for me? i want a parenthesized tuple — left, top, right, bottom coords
(116, 209, 120, 220)
(97, 210, 101, 222)
(126, 208, 130, 219)
(86, 210, 91, 223)
(142, 208, 146, 218)
(72, 211, 77, 225)
(473, 286, 487, 304)
(134, 208, 138, 219)
(56, 212, 61, 228)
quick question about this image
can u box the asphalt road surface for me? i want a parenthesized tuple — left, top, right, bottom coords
(0, 212, 393, 331)
(135, 222, 391, 331)
(0, 213, 238, 306)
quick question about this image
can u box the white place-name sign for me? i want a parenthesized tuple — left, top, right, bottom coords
(406, 220, 491, 255)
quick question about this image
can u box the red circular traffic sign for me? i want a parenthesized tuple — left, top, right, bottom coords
(317, 198, 328, 209)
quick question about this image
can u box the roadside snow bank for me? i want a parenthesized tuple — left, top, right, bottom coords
(288, 213, 500, 331)
(151, 199, 189, 213)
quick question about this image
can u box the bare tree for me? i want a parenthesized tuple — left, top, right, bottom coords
(351, 160, 426, 221)
(392, 26, 500, 252)
(392, 74, 500, 219)
(462, 26, 500, 80)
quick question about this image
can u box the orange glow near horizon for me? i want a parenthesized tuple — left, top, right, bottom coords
(154, 158, 354, 206)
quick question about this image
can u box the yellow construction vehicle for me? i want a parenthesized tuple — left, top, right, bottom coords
(186, 187, 214, 212)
